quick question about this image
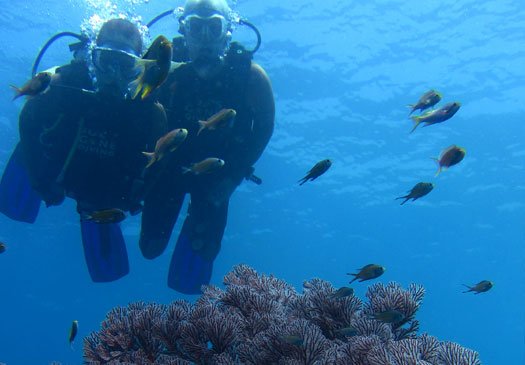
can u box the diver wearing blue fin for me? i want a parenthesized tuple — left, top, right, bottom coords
(16, 19, 167, 282)
(140, 0, 274, 294)
(0, 143, 42, 223)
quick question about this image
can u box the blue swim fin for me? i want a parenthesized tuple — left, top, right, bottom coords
(168, 233, 213, 294)
(80, 220, 129, 282)
(0, 144, 41, 223)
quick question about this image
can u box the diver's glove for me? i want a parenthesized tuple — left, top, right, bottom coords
(37, 182, 65, 207)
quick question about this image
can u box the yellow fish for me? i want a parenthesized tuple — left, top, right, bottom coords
(131, 36, 172, 100)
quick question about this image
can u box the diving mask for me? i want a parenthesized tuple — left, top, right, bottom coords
(181, 14, 230, 42)
(92, 46, 141, 81)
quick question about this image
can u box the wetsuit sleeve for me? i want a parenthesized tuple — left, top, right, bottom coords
(236, 63, 275, 172)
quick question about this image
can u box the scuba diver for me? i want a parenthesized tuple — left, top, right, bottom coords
(1, 18, 167, 282)
(140, 0, 275, 294)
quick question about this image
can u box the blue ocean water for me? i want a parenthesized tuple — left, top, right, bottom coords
(0, 0, 524, 363)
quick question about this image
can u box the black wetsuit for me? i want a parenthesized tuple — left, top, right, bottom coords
(18, 61, 167, 213)
(140, 49, 274, 271)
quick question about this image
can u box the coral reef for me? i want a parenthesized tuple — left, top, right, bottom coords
(84, 264, 481, 365)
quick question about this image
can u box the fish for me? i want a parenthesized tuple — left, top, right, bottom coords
(69, 320, 78, 348)
(463, 280, 493, 294)
(334, 326, 358, 337)
(182, 157, 225, 175)
(408, 89, 442, 115)
(347, 264, 385, 284)
(410, 102, 461, 133)
(197, 109, 237, 136)
(433, 145, 466, 176)
(371, 310, 405, 324)
(81, 208, 126, 224)
(131, 35, 173, 100)
(396, 182, 434, 205)
(143, 128, 188, 168)
(11, 72, 53, 100)
(298, 159, 332, 185)
(330, 286, 354, 299)
(0, 242, 6, 254)
(280, 335, 303, 346)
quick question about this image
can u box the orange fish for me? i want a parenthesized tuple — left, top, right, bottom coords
(143, 128, 188, 168)
(11, 72, 52, 100)
(131, 36, 172, 100)
(197, 109, 236, 135)
(433, 145, 466, 176)
(182, 157, 225, 175)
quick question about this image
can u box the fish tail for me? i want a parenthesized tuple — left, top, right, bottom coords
(181, 166, 191, 174)
(397, 196, 410, 205)
(462, 284, 472, 293)
(10, 85, 22, 100)
(142, 152, 156, 168)
(407, 104, 415, 115)
(196, 120, 206, 136)
(140, 85, 153, 100)
(79, 212, 92, 222)
(431, 158, 442, 177)
(348, 275, 358, 284)
(409, 116, 421, 133)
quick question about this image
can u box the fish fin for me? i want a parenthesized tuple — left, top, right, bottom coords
(142, 152, 156, 168)
(196, 120, 206, 136)
(181, 166, 191, 174)
(396, 196, 410, 205)
(431, 158, 442, 177)
(10, 85, 22, 100)
(130, 78, 143, 100)
(298, 175, 310, 185)
(409, 116, 421, 133)
(140, 84, 154, 100)
(79, 212, 92, 222)
(407, 104, 415, 115)
(348, 275, 358, 284)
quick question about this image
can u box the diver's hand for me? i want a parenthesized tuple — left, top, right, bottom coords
(38, 182, 65, 207)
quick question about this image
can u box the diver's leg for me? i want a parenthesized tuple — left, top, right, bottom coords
(168, 189, 229, 294)
(139, 187, 185, 259)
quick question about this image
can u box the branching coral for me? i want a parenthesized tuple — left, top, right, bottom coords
(84, 264, 481, 365)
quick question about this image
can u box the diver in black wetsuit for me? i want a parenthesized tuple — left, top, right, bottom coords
(16, 18, 167, 282)
(140, 0, 275, 294)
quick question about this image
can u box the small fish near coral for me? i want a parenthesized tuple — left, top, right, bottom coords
(330, 286, 354, 299)
(69, 320, 78, 348)
(347, 264, 386, 284)
(408, 89, 442, 115)
(298, 159, 332, 185)
(433, 145, 466, 176)
(463, 280, 493, 294)
(396, 182, 434, 205)
(370, 309, 405, 324)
